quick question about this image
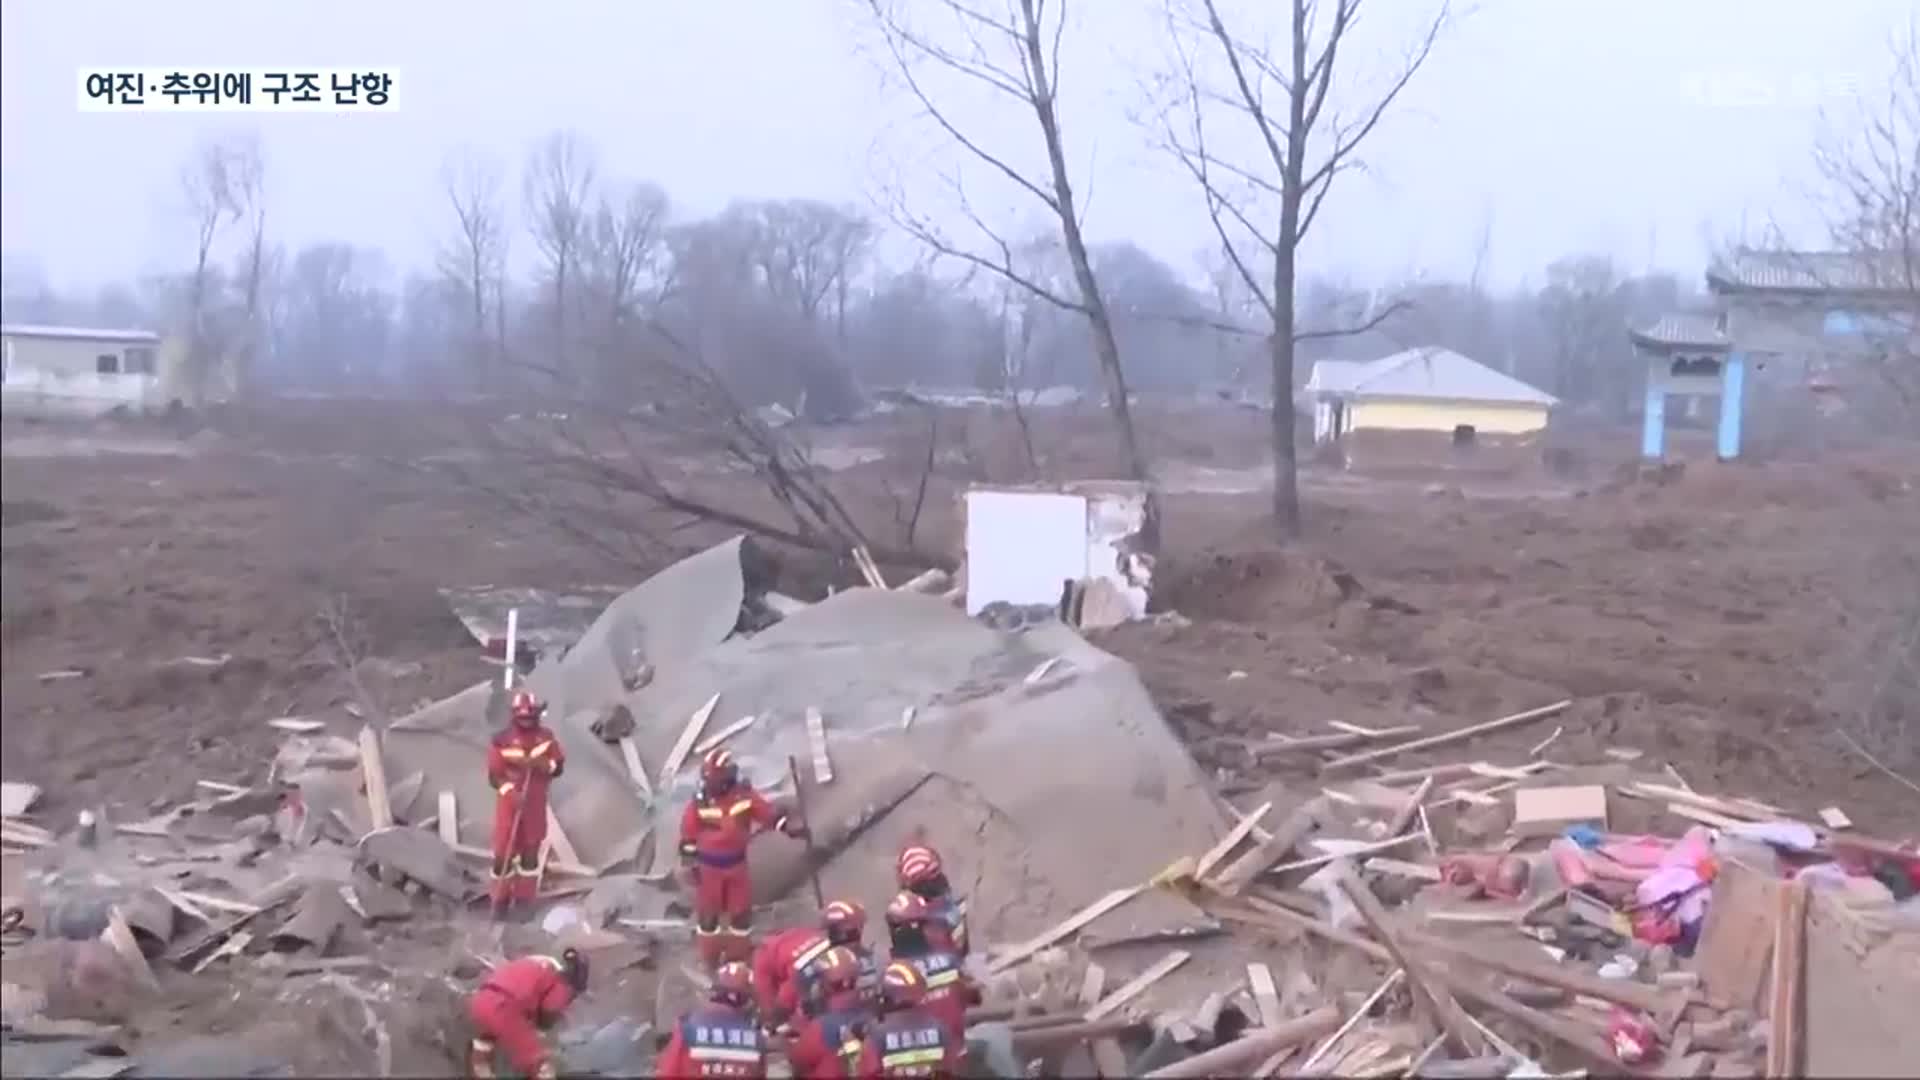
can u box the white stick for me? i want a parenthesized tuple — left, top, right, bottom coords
(503, 608, 519, 689)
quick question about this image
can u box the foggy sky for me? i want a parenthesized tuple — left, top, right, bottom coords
(1, 0, 1907, 293)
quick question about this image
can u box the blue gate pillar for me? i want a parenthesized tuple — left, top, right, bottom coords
(1717, 353, 1746, 460)
(1641, 380, 1667, 459)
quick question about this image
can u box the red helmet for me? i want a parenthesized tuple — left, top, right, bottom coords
(509, 690, 545, 726)
(701, 748, 738, 790)
(817, 946, 862, 995)
(877, 960, 927, 1012)
(897, 845, 944, 888)
(885, 890, 931, 930)
(711, 961, 754, 1008)
(821, 899, 865, 945)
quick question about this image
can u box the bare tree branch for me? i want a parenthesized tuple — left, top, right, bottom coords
(859, 0, 1156, 530)
(1152, 0, 1448, 536)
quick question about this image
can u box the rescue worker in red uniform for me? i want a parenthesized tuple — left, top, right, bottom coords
(785, 946, 873, 1079)
(680, 748, 808, 967)
(656, 961, 769, 1079)
(855, 961, 964, 1079)
(896, 844, 968, 958)
(882, 892, 980, 1044)
(466, 948, 588, 1080)
(781, 900, 877, 1021)
(752, 924, 822, 1029)
(487, 690, 566, 916)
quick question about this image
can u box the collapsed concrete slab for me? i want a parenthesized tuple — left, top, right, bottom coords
(385, 535, 1224, 947)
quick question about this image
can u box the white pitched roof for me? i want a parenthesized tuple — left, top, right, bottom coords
(1307, 347, 1557, 406)
(1, 323, 161, 344)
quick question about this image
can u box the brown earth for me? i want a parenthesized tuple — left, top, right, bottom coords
(3, 396, 1917, 1068)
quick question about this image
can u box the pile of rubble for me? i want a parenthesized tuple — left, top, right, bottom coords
(5, 537, 1919, 1078)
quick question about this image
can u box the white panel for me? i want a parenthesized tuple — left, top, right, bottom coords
(964, 490, 1088, 615)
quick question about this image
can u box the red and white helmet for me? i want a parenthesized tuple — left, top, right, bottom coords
(509, 690, 545, 725)
(897, 844, 944, 888)
(701, 747, 738, 789)
(821, 898, 866, 945)
(877, 960, 928, 1012)
(817, 946, 862, 996)
(885, 890, 932, 930)
(710, 961, 754, 1009)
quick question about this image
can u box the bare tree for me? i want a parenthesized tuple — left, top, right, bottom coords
(581, 180, 672, 395)
(859, 0, 1155, 523)
(735, 200, 875, 338)
(179, 136, 251, 403)
(228, 136, 267, 401)
(523, 131, 598, 381)
(1813, 22, 1919, 409)
(439, 148, 509, 381)
(1155, 0, 1446, 536)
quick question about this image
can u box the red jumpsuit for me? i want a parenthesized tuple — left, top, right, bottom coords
(656, 1003, 769, 1079)
(895, 950, 978, 1043)
(786, 995, 871, 1079)
(486, 723, 565, 908)
(753, 927, 823, 1020)
(854, 1008, 961, 1079)
(680, 782, 786, 964)
(468, 956, 575, 1076)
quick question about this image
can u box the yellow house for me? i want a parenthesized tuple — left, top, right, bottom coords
(1304, 346, 1557, 443)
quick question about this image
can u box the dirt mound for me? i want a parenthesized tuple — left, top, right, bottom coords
(1155, 547, 1364, 624)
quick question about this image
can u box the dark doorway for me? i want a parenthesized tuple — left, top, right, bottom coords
(1451, 424, 1477, 448)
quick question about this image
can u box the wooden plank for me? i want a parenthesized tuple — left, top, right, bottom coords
(989, 885, 1146, 974)
(101, 907, 159, 988)
(543, 806, 582, 869)
(1299, 970, 1404, 1071)
(1257, 726, 1421, 756)
(1320, 700, 1573, 774)
(1246, 962, 1283, 1027)
(693, 714, 757, 757)
(1364, 856, 1442, 882)
(151, 886, 213, 923)
(165, 889, 261, 916)
(1512, 785, 1608, 837)
(195, 779, 249, 796)
(1386, 776, 1433, 836)
(1817, 806, 1851, 829)
(357, 725, 393, 831)
(805, 707, 833, 784)
(657, 693, 721, 787)
(1668, 803, 1744, 830)
(618, 736, 654, 802)
(437, 790, 459, 847)
(1333, 863, 1486, 1056)
(1195, 800, 1272, 880)
(191, 929, 251, 973)
(1268, 833, 1419, 876)
(1079, 963, 1129, 1078)
(267, 717, 326, 733)
(1216, 798, 1327, 895)
(1765, 881, 1807, 1076)
(1085, 950, 1191, 1021)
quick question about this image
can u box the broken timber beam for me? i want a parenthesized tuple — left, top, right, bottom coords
(1332, 863, 1486, 1056)
(1143, 1006, 1340, 1078)
(1214, 797, 1326, 895)
(1320, 700, 1573, 774)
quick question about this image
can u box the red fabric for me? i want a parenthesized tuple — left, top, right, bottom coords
(681, 786, 783, 862)
(787, 1002, 868, 1079)
(486, 723, 565, 907)
(468, 958, 574, 1073)
(657, 1027, 697, 1079)
(900, 951, 976, 1043)
(754, 928, 820, 1018)
(854, 1009, 960, 1079)
(693, 862, 756, 925)
(775, 933, 835, 1018)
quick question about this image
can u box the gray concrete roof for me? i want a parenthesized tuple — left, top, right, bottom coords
(1629, 312, 1732, 350)
(1706, 249, 1910, 295)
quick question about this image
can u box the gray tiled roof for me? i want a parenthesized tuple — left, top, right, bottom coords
(1306, 347, 1557, 406)
(1628, 312, 1731, 350)
(1706, 249, 1911, 294)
